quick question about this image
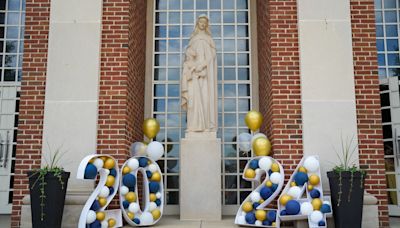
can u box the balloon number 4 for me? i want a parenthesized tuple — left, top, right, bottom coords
(76, 155, 122, 228)
(120, 157, 164, 226)
(235, 156, 284, 227)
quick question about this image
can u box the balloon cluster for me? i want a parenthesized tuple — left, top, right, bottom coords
(83, 156, 119, 228)
(278, 156, 331, 227)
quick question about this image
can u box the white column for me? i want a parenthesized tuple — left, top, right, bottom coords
(41, 0, 103, 192)
(297, 0, 359, 187)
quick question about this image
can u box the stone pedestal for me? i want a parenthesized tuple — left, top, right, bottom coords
(180, 133, 221, 221)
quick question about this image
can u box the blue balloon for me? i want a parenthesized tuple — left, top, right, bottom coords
(84, 163, 97, 179)
(122, 174, 136, 188)
(271, 184, 278, 192)
(318, 221, 326, 226)
(285, 200, 300, 215)
(129, 187, 136, 192)
(123, 200, 129, 209)
(280, 210, 287, 216)
(245, 212, 256, 224)
(294, 172, 308, 186)
(90, 200, 100, 211)
(249, 160, 259, 169)
(262, 220, 272, 226)
(146, 170, 152, 178)
(260, 187, 272, 200)
(89, 220, 101, 228)
(149, 182, 160, 193)
(133, 218, 141, 224)
(109, 187, 114, 195)
(267, 211, 276, 222)
(310, 189, 321, 199)
(139, 157, 148, 167)
(268, 170, 273, 176)
(109, 168, 117, 177)
(320, 204, 331, 213)
(155, 199, 161, 206)
(253, 202, 260, 209)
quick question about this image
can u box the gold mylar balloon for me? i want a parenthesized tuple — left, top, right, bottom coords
(312, 198, 322, 210)
(279, 194, 292, 206)
(151, 172, 162, 182)
(307, 184, 314, 191)
(150, 193, 157, 202)
(309, 175, 320, 185)
(122, 166, 131, 175)
(245, 110, 263, 131)
(266, 181, 273, 187)
(244, 168, 256, 178)
(125, 192, 136, 202)
(96, 212, 106, 221)
(252, 137, 272, 156)
(290, 181, 297, 187)
(242, 202, 253, 212)
(98, 197, 107, 207)
(255, 210, 267, 221)
(299, 167, 307, 173)
(127, 212, 135, 220)
(106, 175, 115, 187)
(100, 156, 107, 162)
(143, 118, 160, 139)
(104, 158, 115, 169)
(108, 218, 116, 227)
(271, 163, 279, 172)
(152, 209, 162, 220)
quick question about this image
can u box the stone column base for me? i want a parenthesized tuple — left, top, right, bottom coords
(180, 136, 221, 221)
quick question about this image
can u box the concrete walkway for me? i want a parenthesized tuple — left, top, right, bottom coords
(124, 216, 237, 228)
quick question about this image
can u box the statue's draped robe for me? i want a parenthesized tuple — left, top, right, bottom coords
(181, 33, 218, 132)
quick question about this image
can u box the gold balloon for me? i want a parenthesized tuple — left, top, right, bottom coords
(279, 194, 292, 206)
(152, 209, 161, 220)
(272, 222, 276, 227)
(252, 137, 271, 156)
(100, 156, 107, 162)
(151, 172, 162, 182)
(125, 192, 136, 202)
(106, 175, 115, 187)
(143, 118, 160, 139)
(122, 166, 131, 175)
(242, 202, 253, 212)
(290, 181, 297, 187)
(149, 193, 157, 202)
(259, 199, 264, 204)
(255, 210, 267, 221)
(271, 163, 279, 172)
(98, 197, 107, 207)
(309, 175, 320, 185)
(266, 181, 273, 187)
(307, 184, 314, 191)
(299, 167, 307, 173)
(96, 212, 106, 221)
(312, 198, 322, 210)
(127, 212, 135, 220)
(245, 110, 263, 131)
(108, 218, 116, 227)
(104, 158, 115, 169)
(244, 169, 256, 178)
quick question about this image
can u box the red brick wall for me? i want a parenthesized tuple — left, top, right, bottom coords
(10, 0, 51, 226)
(257, 0, 303, 176)
(350, 0, 389, 227)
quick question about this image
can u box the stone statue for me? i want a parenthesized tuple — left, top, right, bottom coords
(181, 15, 218, 133)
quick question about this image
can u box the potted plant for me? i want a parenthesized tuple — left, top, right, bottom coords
(27, 146, 70, 228)
(327, 136, 366, 228)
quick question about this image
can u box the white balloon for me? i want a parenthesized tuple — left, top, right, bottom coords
(146, 141, 164, 161)
(128, 203, 140, 213)
(140, 212, 154, 225)
(86, 210, 96, 224)
(99, 186, 110, 198)
(127, 158, 139, 171)
(287, 186, 302, 199)
(251, 133, 267, 146)
(258, 157, 272, 171)
(120, 186, 129, 196)
(238, 133, 252, 152)
(300, 202, 314, 215)
(93, 158, 104, 170)
(156, 192, 162, 199)
(255, 220, 262, 226)
(101, 221, 108, 228)
(304, 156, 320, 173)
(241, 211, 246, 216)
(149, 202, 158, 211)
(310, 211, 323, 224)
(255, 168, 262, 176)
(250, 192, 261, 203)
(270, 172, 282, 184)
(148, 164, 158, 173)
(237, 215, 246, 224)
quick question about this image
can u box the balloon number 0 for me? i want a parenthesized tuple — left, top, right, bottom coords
(77, 155, 122, 228)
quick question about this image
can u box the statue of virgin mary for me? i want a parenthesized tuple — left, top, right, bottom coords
(181, 15, 218, 132)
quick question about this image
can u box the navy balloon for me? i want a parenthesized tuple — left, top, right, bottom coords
(262, 220, 272, 226)
(133, 218, 141, 224)
(245, 212, 256, 224)
(294, 172, 308, 186)
(267, 211, 276, 222)
(268, 170, 272, 176)
(89, 220, 101, 228)
(84, 163, 97, 179)
(249, 160, 259, 169)
(310, 189, 320, 199)
(280, 210, 287, 216)
(320, 204, 331, 213)
(109, 187, 114, 195)
(122, 174, 136, 188)
(146, 170, 152, 178)
(155, 199, 161, 206)
(318, 221, 326, 226)
(123, 200, 129, 209)
(109, 168, 117, 177)
(139, 157, 148, 167)
(90, 200, 100, 211)
(260, 187, 272, 200)
(285, 200, 300, 215)
(149, 182, 160, 193)
(253, 202, 260, 209)
(271, 184, 278, 192)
